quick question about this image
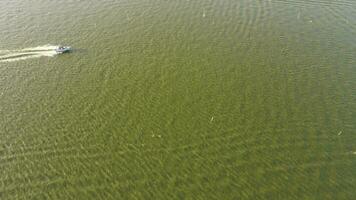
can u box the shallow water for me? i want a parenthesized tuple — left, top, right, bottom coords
(0, 0, 355, 199)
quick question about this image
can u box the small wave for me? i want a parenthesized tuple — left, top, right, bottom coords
(0, 45, 60, 63)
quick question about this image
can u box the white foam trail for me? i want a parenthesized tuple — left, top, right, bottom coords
(0, 45, 60, 63)
(22, 45, 58, 51)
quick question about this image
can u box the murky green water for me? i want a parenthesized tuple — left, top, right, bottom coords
(0, 0, 355, 199)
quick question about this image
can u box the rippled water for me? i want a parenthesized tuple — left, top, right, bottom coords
(0, 0, 355, 199)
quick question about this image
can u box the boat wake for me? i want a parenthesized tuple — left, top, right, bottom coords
(0, 45, 60, 63)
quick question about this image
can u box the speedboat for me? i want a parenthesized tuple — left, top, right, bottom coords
(56, 46, 72, 54)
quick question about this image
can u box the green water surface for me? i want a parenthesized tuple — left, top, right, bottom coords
(0, 0, 355, 199)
